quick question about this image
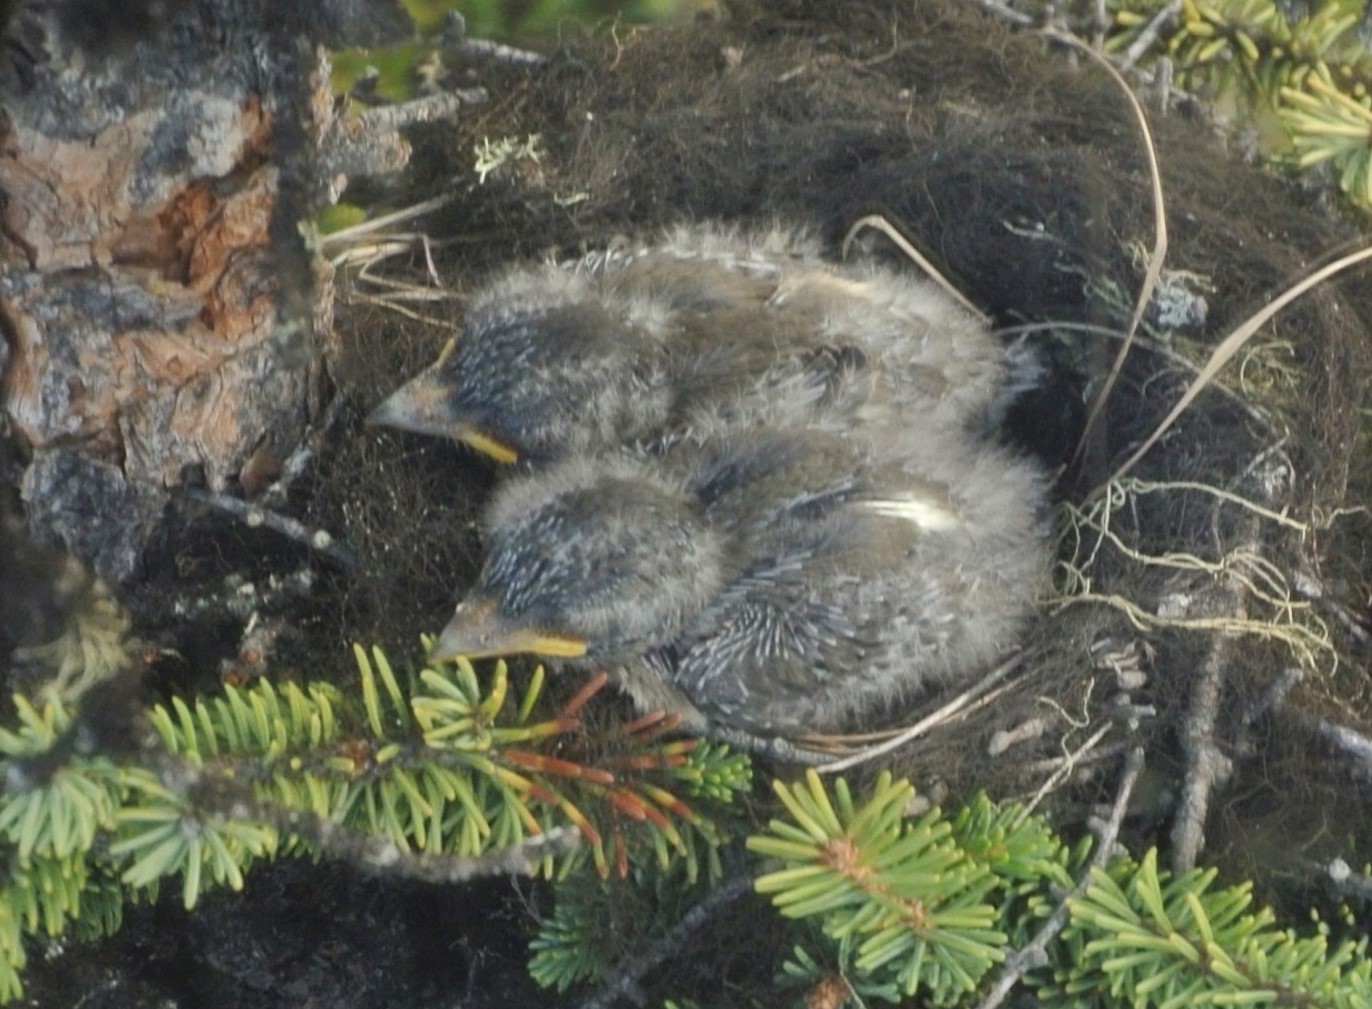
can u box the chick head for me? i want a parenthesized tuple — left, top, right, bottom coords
(430, 457, 726, 664)
(370, 269, 665, 463)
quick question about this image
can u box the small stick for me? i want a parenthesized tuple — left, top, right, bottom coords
(186, 489, 358, 569)
(354, 88, 488, 132)
(1018, 722, 1113, 820)
(1018, 739, 1134, 774)
(261, 392, 349, 508)
(146, 749, 576, 881)
(1118, 0, 1182, 72)
(577, 874, 755, 1009)
(1091, 0, 1109, 51)
(1238, 667, 1302, 728)
(708, 725, 837, 766)
(1170, 514, 1258, 873)
(963, 0, 1036, 27)
(452, 37, 548, 67)
(973, 747, 1145, 1009)
(319, 194, 455, 249)
(1311, 719, 1372, 774)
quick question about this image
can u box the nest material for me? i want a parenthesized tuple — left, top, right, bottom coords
(3, 2, 1369, 1006)
(318, 0, 1372, 872)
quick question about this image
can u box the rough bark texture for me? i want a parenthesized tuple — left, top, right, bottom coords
(0, 0, 409, 583)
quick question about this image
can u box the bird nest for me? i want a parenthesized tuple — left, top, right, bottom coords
(312, 0, 1372, 899)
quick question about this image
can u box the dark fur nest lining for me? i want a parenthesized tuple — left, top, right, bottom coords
(318, 0, 1372, 889)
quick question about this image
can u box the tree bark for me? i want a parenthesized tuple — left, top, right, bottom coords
(0, 0, 409, 583)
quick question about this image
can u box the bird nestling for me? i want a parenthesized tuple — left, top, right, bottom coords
(429, 424, 1046, 737)
(369, 223, 1006, 464)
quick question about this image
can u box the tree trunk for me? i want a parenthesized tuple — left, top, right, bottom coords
(0, 0, 408, 583)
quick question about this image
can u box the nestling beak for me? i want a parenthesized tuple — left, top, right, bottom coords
(430, 597, 588, 662)
(368, 371, 519, 464)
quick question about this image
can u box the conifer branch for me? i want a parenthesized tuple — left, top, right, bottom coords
(739, 752, 1372, 1009)
(1104, 0, 1372, 210)
(0, 641, 748, 1002)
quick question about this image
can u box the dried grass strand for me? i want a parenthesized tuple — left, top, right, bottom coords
(1109, 244, 1372, 484)
(816, 653, 1024, 773)
(842, 213, 992, 323)
(1044, 31, 1169, 476)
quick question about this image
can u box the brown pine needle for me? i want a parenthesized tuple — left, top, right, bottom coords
(558, 670, 610, 718)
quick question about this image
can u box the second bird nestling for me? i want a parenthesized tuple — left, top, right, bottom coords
(428, 425, 1046, 736)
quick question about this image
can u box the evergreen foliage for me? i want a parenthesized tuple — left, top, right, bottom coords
(528, 845, 737, 992)
(1106, 0, 1372, 208)
(747, 771, 1069, 1005)
(1, 611, 1367, 1009)
(1048, 849, 1372, 1007)
(721, 769, 1372, 1009)
(0, 643, 748, 1002)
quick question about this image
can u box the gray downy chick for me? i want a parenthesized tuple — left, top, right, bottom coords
(429, 423, 1046, 737)
(369, 223, 1005, 464)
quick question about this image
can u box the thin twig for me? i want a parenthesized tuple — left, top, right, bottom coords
(1170, 512, 1258, 873)
(1118, 0, 1182, 72)
(1147, 56, 1175, 115)
(320, 194, 455, 249)
(1018, 722, 1113, 820)
(709, 725, 837, 766)
(1245, 682, 1372, 776)
(974, 747, 1145, 1009)
(1311, 718, 1372, 774)
(453, 37, 548, 66)
(807, 676, 1021, 748)
(1017, 739, 1135, 774)
(578, 874, 756, 1009)
(355, 88, 488, 132)
(342, 291, 464, 329)
(964, 0, 1036, 27)
(1238, 667, 1302, 728)
(186, 490, 358, 569)
(146, 750, 577, 882)
(1092, 0, 1108, 50)
(261, 392, 349, 508)
(1317, 594, 1372, 649)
